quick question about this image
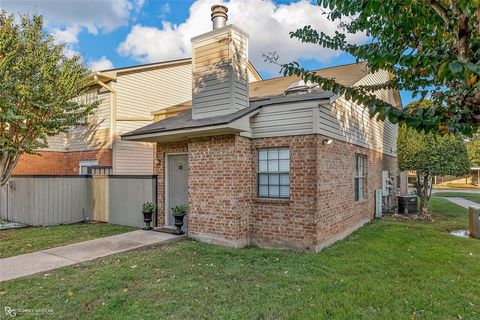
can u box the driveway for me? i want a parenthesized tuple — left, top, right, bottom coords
(432, 188, 480, 194)
(0, 230, 182, 282)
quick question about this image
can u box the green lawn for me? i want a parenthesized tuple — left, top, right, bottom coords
(0, 223, 136, 258)
(1, 199, 479, 319)
(433, 191, 480, 204)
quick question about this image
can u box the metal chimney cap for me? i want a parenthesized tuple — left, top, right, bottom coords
(211, 5, 228, 30)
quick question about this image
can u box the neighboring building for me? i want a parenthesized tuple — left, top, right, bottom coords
(13, 58, 262, 175)
(122, 5, 406, 252)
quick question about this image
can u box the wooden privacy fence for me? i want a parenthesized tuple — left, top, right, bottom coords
(0, 175, 157, 228)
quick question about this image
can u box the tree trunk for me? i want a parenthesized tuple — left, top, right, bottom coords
(418, 174, 432, 219)
(0, 151, 20, 187)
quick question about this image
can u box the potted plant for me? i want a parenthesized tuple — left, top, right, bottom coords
(172, 205, 187, 235)
(141, 202, 156, 230)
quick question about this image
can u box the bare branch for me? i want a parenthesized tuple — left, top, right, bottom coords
(430, 0, 449, 23)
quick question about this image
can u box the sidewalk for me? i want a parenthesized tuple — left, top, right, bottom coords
(0, 230, 182, 282)
(443, 197, 478, 209)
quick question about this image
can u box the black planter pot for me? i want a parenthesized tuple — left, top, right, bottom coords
(173, 215, 185, 235)
(142, 211, 153, 230)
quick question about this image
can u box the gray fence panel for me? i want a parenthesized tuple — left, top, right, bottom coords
(108, 177, 156, 228)
(0, 185, 7, 220)
(2, 177, 92, 226)
(1, 175, 154, 228)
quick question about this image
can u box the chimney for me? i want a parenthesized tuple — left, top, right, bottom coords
(211, 5, 228, 30)
(191, 5, 249, 119)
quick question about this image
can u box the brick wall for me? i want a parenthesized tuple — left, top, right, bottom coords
(188, 135, 252, 247)
(155, 133, 398, 252)
(315, 135, 398, 251)
(250, 135, 318, 251)
(14, 149, 112, 175)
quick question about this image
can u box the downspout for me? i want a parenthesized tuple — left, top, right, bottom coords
(94, 75, 117, 174)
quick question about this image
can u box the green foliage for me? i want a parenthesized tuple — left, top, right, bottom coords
(397, 120, 470, 216)
(466, 134, 480, 166)
(173, 205, 188, 216)
(142, 202, 156, 214)
(279, 0, 480, 134)
(397, 125, 470, 177)
(0, 11, 97, 184)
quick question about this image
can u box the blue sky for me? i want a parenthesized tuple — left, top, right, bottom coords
(1, 0, 411, 105)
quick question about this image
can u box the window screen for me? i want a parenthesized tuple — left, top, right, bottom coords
(355, 154, 367, 201)
(258, 148, 290, 198)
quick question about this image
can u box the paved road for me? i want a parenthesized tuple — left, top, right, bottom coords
(0, 230, 182, 282)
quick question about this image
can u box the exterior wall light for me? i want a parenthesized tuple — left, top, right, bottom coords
(322, 139, 333, 145)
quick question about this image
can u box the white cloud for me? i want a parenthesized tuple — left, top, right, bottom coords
(89, 56, 114, 71)
(1, 0, 143, 34)
(51, 25, 81, 44)
(1, 0, 144, 62)
(118, 0, 366, 75)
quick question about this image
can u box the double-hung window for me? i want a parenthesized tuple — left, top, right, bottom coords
(258, 148, 290, 198)
(355, 154, 367, 201)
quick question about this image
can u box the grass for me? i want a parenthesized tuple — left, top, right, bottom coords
(432, 191, 480, 204)
(0, 223, 136, 258)
(1, 199, 479, 319)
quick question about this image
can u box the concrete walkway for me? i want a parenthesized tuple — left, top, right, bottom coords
(0, 230, 181, 282)
(443, 197, 478, 209)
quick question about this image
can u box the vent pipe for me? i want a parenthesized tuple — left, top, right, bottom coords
(211, 5, 228, 30)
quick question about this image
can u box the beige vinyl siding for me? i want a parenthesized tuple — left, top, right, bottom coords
(192, 26, 249, 119)
(251, 70, 398, 156)
(40, 134, 67, 152)
(317, 70, 398, 156)
(114, 63, 191, 119)
(112, 63, 192, 174)
(251, 101, 315, 138)
(40, 87, 111, 152)
(115, 121, 154, 174)
(66, 87, 111, 151)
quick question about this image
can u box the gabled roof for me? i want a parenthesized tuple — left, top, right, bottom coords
(88, 58, 262, 82)
(123, 92, 333, 140)
(249, 62, 369, 99)
(150, 62, 370, 116)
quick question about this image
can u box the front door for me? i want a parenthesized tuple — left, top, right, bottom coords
(167, 154, 188, 228)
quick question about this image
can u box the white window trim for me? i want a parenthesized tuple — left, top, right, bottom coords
(257, 147, 290, 199)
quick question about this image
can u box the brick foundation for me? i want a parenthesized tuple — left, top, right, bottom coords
(14, 149, 112, 175)
(155, 133, 399, 252)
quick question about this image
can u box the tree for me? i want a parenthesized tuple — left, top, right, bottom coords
(0, 12, 97, 186)
(397, 125, 470, 218)
(278, 0, 480, 135)
(466, 133, 480, 166)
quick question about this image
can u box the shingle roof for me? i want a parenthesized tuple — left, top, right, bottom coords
(151, 62, 369, 115)
(123, 62, 369, 139)
(249, 62, 369, 99)
(123, 92, 334, 138)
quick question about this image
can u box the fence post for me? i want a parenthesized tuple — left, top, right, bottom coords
(0, 184, 7, 220)
(92, 175, 109, 222)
